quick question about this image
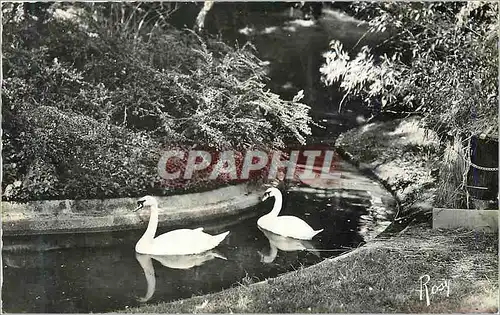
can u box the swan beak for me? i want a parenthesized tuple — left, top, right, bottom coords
(261, 193, 269, 201)
(134, 201, 145, 212)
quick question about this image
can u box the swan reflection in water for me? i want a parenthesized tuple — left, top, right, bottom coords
(258, 228, 320, 264)
(135, 251, 226, 302)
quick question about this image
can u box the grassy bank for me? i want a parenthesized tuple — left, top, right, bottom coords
(123, 117, 498, 313)
(335, 117, 440, 208)
(126, 223, 498, 313)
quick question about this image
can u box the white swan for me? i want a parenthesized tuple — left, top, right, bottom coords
(258, 187, 323, 240)
(135, 251, 226, 302)
(258, 229, 319, 263)
(134, 196, 230, 255)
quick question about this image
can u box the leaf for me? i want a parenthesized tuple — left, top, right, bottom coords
(293, 90, 305, 102)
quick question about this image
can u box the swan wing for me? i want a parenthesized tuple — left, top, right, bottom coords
(152, 229, 227, 255)
(278, 216, 314, 228)
(260, 216, 321, 240)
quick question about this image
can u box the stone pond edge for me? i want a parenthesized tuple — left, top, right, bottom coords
(1, 183, 267, 236)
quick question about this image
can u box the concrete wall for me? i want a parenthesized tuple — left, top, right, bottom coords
(2, 183, 266, 236)
(433, 208, 498, 233)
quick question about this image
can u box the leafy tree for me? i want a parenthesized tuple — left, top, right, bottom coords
(320, 2, 498, 208)
(320, 1, 497, 138)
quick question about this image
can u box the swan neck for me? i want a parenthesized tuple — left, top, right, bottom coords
(270, 193, 283, 216)
(143, 204, 159, 240)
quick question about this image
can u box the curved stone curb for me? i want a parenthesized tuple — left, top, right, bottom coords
(2, 183, 266, 236)
(334, 146, 402, 204)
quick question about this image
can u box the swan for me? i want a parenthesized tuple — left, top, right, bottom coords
(135, 251, 226, 302)
(258, 187, 323, 240)
(258, 228, 320, 263)
(133, 196, 230, 255)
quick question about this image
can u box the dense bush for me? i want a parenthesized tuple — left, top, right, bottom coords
(2, 3, 311, 201)
(321, 2, 497, 138)
(3, 106, 161, 200)
(3, 106, 271, 201)
(320, 2, 498, 207)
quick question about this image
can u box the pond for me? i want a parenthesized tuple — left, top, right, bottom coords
(2, 6, 395, 313)
(2, 159, 396, 313)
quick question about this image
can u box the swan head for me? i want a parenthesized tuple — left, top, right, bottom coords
(261, 187, 281, 201)
(134, 195, 158, 212)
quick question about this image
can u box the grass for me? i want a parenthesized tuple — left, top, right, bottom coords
(125, 223, 498, 313)
(434, 136, 468, 209)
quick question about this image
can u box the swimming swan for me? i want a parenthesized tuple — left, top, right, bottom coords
(135, 251, 226, 302)
(258, 229, 319, 263)
(258, 187, 323, 240)
(134, 196, 230, 255)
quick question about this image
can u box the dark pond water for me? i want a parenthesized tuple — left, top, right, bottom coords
(2, 160, 396, 313)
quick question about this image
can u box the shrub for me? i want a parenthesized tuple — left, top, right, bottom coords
(3, 106, 160, 200)
(320, 2, 498, 208)
(3, 3, 312, 149)
(4, 106, 271, 201)
(320, 2, 497, 139)
(2, 3, 313, 201)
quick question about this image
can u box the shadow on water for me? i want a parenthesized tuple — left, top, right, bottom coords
(257, 229, 320, 264)
(3, 159, 396, 313)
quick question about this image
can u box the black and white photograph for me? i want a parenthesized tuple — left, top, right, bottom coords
(1, 1, 498, 313)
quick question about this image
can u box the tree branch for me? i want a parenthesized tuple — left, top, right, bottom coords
(194, 1, 214, 32)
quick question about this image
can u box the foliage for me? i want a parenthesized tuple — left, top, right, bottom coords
(320, 2, 498, 207)
(321, 41, 401, 112)
(3, 106, 160, 200)
(320, 2, 498, 139)
(2, 2, 311, 201)
(434, 137, 468, 208)
(3, 106, 271, 201)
